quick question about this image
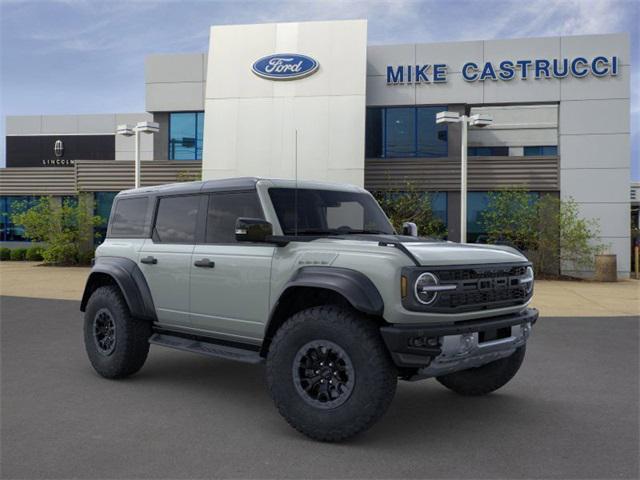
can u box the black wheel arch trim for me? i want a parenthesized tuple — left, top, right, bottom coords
(80, 256, 157, 321)
(273, 266, 385, 317)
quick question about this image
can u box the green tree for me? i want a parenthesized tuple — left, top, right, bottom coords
(373, 183, 447, 238)
(480, 188, 538, 251)
(11, 196, 103, 265)
(480, 189, 604, 276)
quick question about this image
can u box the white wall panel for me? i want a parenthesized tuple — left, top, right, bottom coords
(560, 168, 629, 203)
(203, 20, 367, 186)
(560, 134, 629, 169)
(415, 73, 483, 104)
(146, 82, 205, 112)
(560, 99, 629, 135)
(560, 33, 630, 65)
(366, 44, 415, 77)
(415, 41, 483, 73)
(560, 65, 630, 101)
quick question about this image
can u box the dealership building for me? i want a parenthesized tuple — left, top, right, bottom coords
(0, 20, 633, 276)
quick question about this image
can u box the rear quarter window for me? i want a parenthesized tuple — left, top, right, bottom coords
(109, 197, 149, 237)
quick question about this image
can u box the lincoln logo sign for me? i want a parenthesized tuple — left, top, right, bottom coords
(252, 54, 319, 80)
(386, 55, 620, 84)
(54, 139, 64, 158)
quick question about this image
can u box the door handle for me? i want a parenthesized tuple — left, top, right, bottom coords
(194, 258, 215, 268)
(140, 256, 157, 265)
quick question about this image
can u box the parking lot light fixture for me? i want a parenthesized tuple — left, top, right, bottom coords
(436, 111, 493, 243)
(116, 122, 159, 188)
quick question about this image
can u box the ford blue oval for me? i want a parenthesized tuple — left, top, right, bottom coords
(252, 53, 319, 80)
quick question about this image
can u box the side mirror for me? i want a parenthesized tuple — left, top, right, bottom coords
(402, 222, 418, 237)
(235, 218, 273, 243)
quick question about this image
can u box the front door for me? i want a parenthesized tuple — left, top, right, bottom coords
(138, 194, 202, 328)
(189, 191, 274, 343)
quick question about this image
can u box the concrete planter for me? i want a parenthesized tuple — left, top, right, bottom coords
(594, 254, 617, 282)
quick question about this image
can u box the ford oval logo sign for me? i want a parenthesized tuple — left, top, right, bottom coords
(252, 53, 319, 80)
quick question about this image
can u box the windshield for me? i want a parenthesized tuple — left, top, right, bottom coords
(268, 188, 395, 236)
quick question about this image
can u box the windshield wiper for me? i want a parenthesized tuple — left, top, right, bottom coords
(337, 229, 391, 235)
(287, 229, 341, 236)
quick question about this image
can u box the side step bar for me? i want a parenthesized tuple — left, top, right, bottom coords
(149, 333, 264, 364)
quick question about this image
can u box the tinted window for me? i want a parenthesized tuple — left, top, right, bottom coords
(169, 112, 205, 160)
(468, 146, 509, 156)
(416, 107, 448, 157)
(154, 195, 200, 243)
(524, 145, 558, 156)
(386, 107, 415, 157)
(205, 191, 263, 243)
(269, 188, 394, 236)
(365, 108, 383, 158)
(110, 197, 149, 237)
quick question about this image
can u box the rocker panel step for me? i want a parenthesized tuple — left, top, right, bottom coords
(149, 333, 264, 364)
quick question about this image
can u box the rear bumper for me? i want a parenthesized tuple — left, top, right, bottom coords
(380, 308, 538, 371)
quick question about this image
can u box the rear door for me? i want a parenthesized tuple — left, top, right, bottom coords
(189, 190, 275, 343)
(138, 194, 203, 328)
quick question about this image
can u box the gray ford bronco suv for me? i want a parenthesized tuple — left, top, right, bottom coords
(81, 177, 537, 441)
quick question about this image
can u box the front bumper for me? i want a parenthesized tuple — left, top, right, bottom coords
(380, 308, 538, 378)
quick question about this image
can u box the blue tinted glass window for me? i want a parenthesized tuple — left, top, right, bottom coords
(467, 192, 490, 243)
(94, 192, 118, 244)
(365, 106, 448, 158)
(468, 146, 508, 156)
(365, 108, 383, 158)
(169, 112, 204, 160)
(196, 112, 205, 160)
(0, 196, 40, 242)
(417, 107, 448, 157)
(541, 145, 557, 156)
(385, 108, 415, 157)
(467, 191, 541, 243)
(430, 192, 447, 225)
(524, 146, 557, 156)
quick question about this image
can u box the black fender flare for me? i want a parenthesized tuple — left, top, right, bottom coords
(80, 256, 157, 321)
(274, 266, 384, 318)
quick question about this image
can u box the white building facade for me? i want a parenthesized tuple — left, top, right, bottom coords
(3, 20, 632, 276)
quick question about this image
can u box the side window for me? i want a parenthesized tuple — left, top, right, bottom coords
(154, 195, 200, 244)
(109, 197, 149, 237)
(205, 191, 263, 243)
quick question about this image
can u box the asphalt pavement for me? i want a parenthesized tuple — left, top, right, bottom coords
(1, 296, 638, 479)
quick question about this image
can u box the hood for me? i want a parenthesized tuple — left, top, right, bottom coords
(402, 241, 527, 266)
(306, 234, 527, 266)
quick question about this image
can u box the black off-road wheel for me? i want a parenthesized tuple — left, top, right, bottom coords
(266, 305, 397, 442)
(436, 346, 526, 396)
(83, 285, 151, 379)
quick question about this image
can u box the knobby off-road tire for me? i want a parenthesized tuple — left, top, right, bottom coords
(436, 345, 526, 396)
(266, 305, 397, 442)
(84, 285, 151, 379)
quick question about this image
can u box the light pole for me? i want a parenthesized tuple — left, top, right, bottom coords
(436, 111, 492, 243)
(116, 121, 159, 188)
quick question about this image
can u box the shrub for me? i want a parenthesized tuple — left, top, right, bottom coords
(25, 246, 44, 261)
(481, 189, 604, 276)
(10, 196, 103, 265)
(373, 182, 447, 239)
(78, 250, 95, 265)
(10, 248, 27, 261)
(0, 247, 11, 261)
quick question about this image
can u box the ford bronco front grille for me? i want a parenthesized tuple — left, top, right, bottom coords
(402, 263, 533, 313)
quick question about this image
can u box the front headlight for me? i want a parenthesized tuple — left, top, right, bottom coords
(522, 266, 534, 295)
(414, 272, 456, 305)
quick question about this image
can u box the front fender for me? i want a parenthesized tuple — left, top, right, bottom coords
(80, 256, 156, 321)
(280, 266, 384, 316)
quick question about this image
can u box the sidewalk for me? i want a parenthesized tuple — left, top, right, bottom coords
(0, 261, 638, 317)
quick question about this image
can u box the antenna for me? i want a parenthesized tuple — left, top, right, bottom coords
(294, 128, 299, 236)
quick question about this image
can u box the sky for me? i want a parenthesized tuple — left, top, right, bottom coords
(1, 0, 638, 179)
